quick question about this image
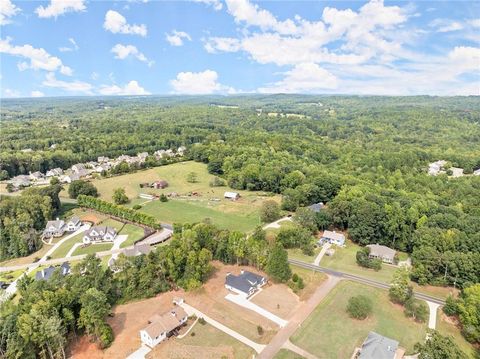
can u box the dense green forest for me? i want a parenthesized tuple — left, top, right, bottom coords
(1, 95, 480, 288)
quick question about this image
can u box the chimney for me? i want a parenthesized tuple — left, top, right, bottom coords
(240, 269, 245, 274)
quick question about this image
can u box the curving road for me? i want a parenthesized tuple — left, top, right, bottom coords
(288, 258, 446, 305)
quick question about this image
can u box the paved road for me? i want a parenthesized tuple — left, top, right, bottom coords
(288, 259, 446, 305)
(41, 224, 91, 262)
(179, 302, 266, 353)
(258, 275, 342, 359)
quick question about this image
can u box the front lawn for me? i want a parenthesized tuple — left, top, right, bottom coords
(274, 349, 305, 359)
(50, 233, 85, 259)
(320, 240, 398, 283)
(119, 224, 145, 248)
(291, 281, 427, 358)
(71, 243, 113, 257)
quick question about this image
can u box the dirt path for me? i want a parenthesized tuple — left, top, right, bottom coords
(257, 275, 342, 359)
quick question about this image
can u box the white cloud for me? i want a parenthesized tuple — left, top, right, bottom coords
(166, 30, 192, 46)
(99, 80, 150, 96)
(469, 19, 480, 28)
(31, 90, 45, 97)
(42, 72, 93, 94)
(0, 37, 73, 75)
(111, 44, 153, 66)
(170, 70, 235, 94)
(448, 46, 480, 71)
(59, 38, 79, 52)
(36, 0, 86, 18)
(2, 88, 21, 98)
(258, 63, 338, 93)
(0, 0, 21, 25)
(103, 10, 147, 37)
(206, 0, 410, 66)
(429, 19, 464, 33)
(193, 0, 223, 11)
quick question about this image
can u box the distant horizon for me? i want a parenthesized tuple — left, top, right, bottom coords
(1, 0, 479, 98)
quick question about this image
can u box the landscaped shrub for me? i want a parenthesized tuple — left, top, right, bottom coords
(198, 317, 206, 325)
(257, 325, 264, 335)
(346, 295, 373, 320)
(132, 204, 141, 210)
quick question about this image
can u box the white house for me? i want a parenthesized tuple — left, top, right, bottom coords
(66, 216, 82, 232)
(46, 168, 63, 177)
(225, 270, 267, 298)
(29, 171, 45, 181)
(318, 230, 346, 246)
(83, 226, 117, 244)
(224, 191, 240, 200)
(140, 306, 188, 348)
(43, 219, 66, 238)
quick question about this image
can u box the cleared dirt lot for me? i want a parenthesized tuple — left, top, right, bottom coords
(251, 284, 300, 319)
(70, 262, 308, 358)
(183, 262, 280, 344)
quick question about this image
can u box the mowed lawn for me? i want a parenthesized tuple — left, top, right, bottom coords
(177, 322, 255, 359)
(290, 281, 427, 358)
(320, 240, 398, 283)
(274, 349, 305, 359)
(140, 199, 260, 232)
(50, 232, 84, 259)
(119, 224, 145, 248)
(75, 161, 278, 232)
(71, 243, 113, 256)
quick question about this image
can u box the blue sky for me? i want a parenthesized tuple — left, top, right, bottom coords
(1, 0, 479, 98)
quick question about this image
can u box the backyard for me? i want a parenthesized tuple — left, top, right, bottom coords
(436, 310, 477, 358)
(290, 281, 428, 358)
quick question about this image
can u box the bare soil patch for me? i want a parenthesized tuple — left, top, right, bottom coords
(251, 284, 300, 319)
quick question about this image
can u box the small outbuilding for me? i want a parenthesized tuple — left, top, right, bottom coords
(152, 180, 169, 189)
(308, 202, 324, 213)
(224, 191, 240, 200)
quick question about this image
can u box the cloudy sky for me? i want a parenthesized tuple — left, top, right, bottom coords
(1, 0, 479, 98)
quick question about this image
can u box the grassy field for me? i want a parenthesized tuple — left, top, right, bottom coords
(0, 269, 25, 282)
(320, 240, 398, 283)
(436, 310, 478, 358)
(290, 264, 327, 301)
(140, 199, 260, 232)
(64, 161, 279, 232)
(274, 349, 305, 359)
(291, 281, 427, 358)
(71, 243, 113, 256)
(119, 224, 145, 248)
(287, 248, 320, 263)
(178, 322, 255, 359)
(50, 233, 84, 259)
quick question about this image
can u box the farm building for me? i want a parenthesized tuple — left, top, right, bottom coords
(224, 191, 240, 200)
(152, 180, 169, 189)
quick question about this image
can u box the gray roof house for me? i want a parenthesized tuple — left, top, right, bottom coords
(35, 262, 70, 281)
(225, 270, 267, 297)
(358, 332, 399, 359)
(309, 202, 324, 213)
(319, 230, 346, 246)
(366, 244, 396, 264)
(123, 243, 152, 257)
(29, 171, 45, 181)
(11, 175, 31, 188)
(66, 216, 82, 231)
(43, 219, 66, 238)
(46, 168, 63, 177)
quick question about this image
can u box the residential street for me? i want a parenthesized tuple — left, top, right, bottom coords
(257, 275, 342, 359)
